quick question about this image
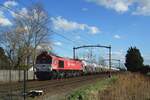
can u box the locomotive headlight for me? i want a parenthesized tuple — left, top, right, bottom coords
(48, 65, 52, 71)
(50, 67, 52, 71)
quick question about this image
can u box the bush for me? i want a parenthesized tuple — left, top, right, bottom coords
(140, 65, 150, 74)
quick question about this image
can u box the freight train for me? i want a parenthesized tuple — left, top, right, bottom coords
(35, 51, 119, 80)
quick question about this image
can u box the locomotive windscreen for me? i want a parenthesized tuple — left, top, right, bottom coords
(36, 52, 52, 64)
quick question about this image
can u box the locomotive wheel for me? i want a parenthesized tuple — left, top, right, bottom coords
(57, 72, 63, 79)
(51, 71, 56, 79)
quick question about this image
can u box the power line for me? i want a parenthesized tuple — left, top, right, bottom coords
(0, 3, 25, 18)
(73, 30, 95, 44)
(14, 0, 90, 45)
(51, 30, 82, 46)
(53, 44, 73, 58)
(14, 1, 93, 46)
(52, 37, 75, 46)
(63, 31, 93, 44)
(0, 2, 87, 51)
(1, 1, 94, 47)
(0, 3, 78, 47)
(16, 0, 30, 8)
(3, 1, 91, 47)
(53, 44, 72, 51)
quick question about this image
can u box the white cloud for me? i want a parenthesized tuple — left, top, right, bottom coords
(4, 1, 18, 7)
(114, 1, 129, 12)
(82, 8, 88, 11)
(11, 7, 28, 18)
(88, 26, 100, 34)
(51, 16, 100, 34)
(54, 41, 62, 46)
(37, 43, 52, 50)
(20, 8, 28, 16)
(114, 34, 121, 39)
(0, 11, 12, 26)
(86, 0, 132, 13)
(85, 0, 150, 16)
(75, 36, 81, 39)
(132, 0, 150, 16)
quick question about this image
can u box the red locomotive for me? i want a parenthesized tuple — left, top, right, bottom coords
(35, 51, 83, 79)
(35, 51, 119, 80)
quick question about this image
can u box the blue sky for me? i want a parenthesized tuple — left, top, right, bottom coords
(0, 0, 150, 65)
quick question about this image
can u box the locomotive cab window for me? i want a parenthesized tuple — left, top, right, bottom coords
(58, 60, 64, 68)
(36, 55, 52, 64)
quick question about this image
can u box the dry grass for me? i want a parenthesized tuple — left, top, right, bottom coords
(67, 76, 117, 100)
(99, 72, 150, 100)
(67, 72, 150, 100)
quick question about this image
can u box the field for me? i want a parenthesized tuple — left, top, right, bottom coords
(68, 72, 150, 100)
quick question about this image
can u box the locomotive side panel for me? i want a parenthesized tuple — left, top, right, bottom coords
(51, 56, 83, 71)
(65, 60, 82, 70)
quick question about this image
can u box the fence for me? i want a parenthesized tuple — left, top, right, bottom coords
(0, 70, 35, 82)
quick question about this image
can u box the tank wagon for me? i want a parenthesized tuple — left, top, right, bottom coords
(35, 51, 119, 80)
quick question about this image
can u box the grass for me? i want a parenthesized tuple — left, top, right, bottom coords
(66, 76, 117, 100)
(147, 72, 150, 76)
(67, 72, 150, 100)
(99, 72, 150, 100)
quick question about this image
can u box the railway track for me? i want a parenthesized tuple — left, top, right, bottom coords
(0, 73, 110, 100)
(0, 73, 107, 91)
(28, 74, 107, 92)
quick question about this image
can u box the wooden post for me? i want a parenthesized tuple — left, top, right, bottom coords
(23, 69, 26, 100)
(109, 46, 111, 77)
(73, 47, 75, 59)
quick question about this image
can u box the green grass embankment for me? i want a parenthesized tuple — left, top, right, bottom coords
(67, 76, 117, 100)
(147, 72, 150, 76)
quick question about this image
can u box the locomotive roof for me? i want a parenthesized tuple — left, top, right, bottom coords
(51, 54, 81, 61)
(39, 51, 81, 61)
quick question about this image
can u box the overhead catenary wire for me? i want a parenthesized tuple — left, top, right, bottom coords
(13, 1, 94, 46)
(73, 30, 97, 44)
(53, 44, 72, 52)
(0, 3, 26, 18)
(0, 3, 81, 51)
(0, 2, 99, 58)
(63, 30, 93, 44)
(0, 3, 78, 48)
(4, 1, 94, 48)
(1, 1, 99, 48)
(52, 37, 75, 47)
(50, 30, 82, 46)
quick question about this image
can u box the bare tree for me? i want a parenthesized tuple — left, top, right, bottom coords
(0, 30, 21, 68)
(0, 3, 51, 72)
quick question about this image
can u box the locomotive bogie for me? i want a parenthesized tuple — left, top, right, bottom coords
(35, 71, 53, 80)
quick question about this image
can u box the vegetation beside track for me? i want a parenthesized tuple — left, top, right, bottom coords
(147, 72, 150, 76)
(67, 76, 117, 100)
(67, 72, 150, 100)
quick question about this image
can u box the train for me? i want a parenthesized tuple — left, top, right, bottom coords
(35, 51, 119, 80)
